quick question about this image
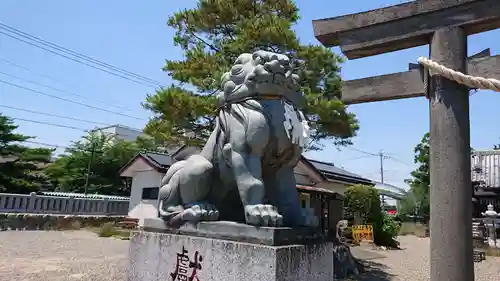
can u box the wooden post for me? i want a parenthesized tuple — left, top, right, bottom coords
(27, 192, 37, 213)
(428, 27, 474, 281)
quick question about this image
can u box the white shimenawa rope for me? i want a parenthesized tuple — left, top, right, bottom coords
(417, 57, 500, 92)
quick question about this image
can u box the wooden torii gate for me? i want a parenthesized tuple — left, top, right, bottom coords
(313, 0, 500, 280)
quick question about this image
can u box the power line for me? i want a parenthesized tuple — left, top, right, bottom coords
(0, 22, 163, 87)
(22, 140, 150, 154)
(13, 117, 91, 131)
(343, 155, 375, 162)
(0, 57, 69, 87)
(0, 63, 137, 112)
(0, 78, 146, 121)
(344, 145, 379, 157)
(387, 155, 415, 167)
(23, 140, 69, 149)
(13, 118, 141, 141)
(344, 146, 413, 167)
(0, 23, 164, 88)
(0, 104, 111, 126)
(343, 146, 409, 184)
(0, 30, 154, 87)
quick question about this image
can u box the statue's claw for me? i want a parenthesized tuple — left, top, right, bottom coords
(158, 201, 185, 227)
(161, 202, 219, 228)
(181, 203, 219, 222)
(244, 204, 283, 227)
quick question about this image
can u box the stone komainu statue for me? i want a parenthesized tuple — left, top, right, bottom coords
(158, 50, 318, 228)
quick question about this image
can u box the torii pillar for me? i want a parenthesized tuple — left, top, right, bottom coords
(313, 1, 500, 280)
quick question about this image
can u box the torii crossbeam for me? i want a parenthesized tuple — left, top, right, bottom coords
(313, 1, 500, 280)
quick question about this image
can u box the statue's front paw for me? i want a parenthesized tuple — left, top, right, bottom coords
(181, 203, 219, 222)
(244, 204, 283, 227)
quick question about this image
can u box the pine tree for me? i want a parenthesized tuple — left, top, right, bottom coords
(143, 0, 358, 150)
(0, 114, 53, 193)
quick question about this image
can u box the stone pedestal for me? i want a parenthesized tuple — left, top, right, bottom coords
(128, 218, 333, 281)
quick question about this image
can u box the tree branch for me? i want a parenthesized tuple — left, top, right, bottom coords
(190, 32, 220, 52)
(223, 24, 235, 40)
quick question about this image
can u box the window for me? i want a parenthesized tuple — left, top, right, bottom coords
(142, 187, 159, 200)
(301, 199, 307, 209)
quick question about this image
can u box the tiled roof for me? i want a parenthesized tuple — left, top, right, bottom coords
(119, 151, 173, 175)
(141, 152, 173, 170)
(306, 158, 372, 184)
(296, 185, 343, 198)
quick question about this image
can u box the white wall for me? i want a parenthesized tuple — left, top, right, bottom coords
(294, 164, 350, 212)
(294, 164, 350, 195)
(317, 181, 349, 195)
(96, 125, 145, 142)
(128, 169, 163, 225)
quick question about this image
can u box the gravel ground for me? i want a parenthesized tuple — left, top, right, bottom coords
(0, 231, 129, 281)
(355, 235, 500, 281)
(0, 231, 499, 281)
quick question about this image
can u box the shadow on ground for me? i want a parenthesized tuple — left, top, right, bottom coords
(335, 260, 394, 281)
(353, 260, 394, 281)
(334, 244, 394, 281)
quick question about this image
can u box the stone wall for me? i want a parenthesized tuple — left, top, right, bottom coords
(0, 213, 127, 231)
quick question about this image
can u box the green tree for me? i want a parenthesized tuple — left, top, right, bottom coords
(401, 133, 476, 219)
(343, 184, 399, 247)
(0, 114, 54, 194)
(143, 0, 358, 150)
(402, 133, 430, 219)
(344, 184, 382, 224)
(44, 133, 155, 196)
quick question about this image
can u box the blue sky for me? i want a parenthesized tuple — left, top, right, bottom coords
(1, 0, 499, 190)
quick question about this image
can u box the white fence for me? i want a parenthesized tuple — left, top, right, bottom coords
(0, 192, 129, 215)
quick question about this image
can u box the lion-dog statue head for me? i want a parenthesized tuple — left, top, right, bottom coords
(217, 50, 304, 109)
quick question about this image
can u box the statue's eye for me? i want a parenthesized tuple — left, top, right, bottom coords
(231, 65, 243, 75)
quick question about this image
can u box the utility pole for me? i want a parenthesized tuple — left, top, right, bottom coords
(84, 142, 96, 195)
(378, 150, 390, 207)
(379, 150, 385, 184)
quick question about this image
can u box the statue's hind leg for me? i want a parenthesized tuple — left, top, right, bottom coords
(158, 155, 219, 227)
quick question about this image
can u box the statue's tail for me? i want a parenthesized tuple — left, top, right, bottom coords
(160, 160, 187, 188)
(157, 160, 189, 220)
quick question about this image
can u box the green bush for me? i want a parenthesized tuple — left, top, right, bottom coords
(373, 214, 401, 247)
(344, 184, 400, 247)
(344, 184, 381, 224)
(97, 222, 118, 237)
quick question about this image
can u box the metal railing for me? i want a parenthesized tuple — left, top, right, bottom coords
(0, 192, 129, 215)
